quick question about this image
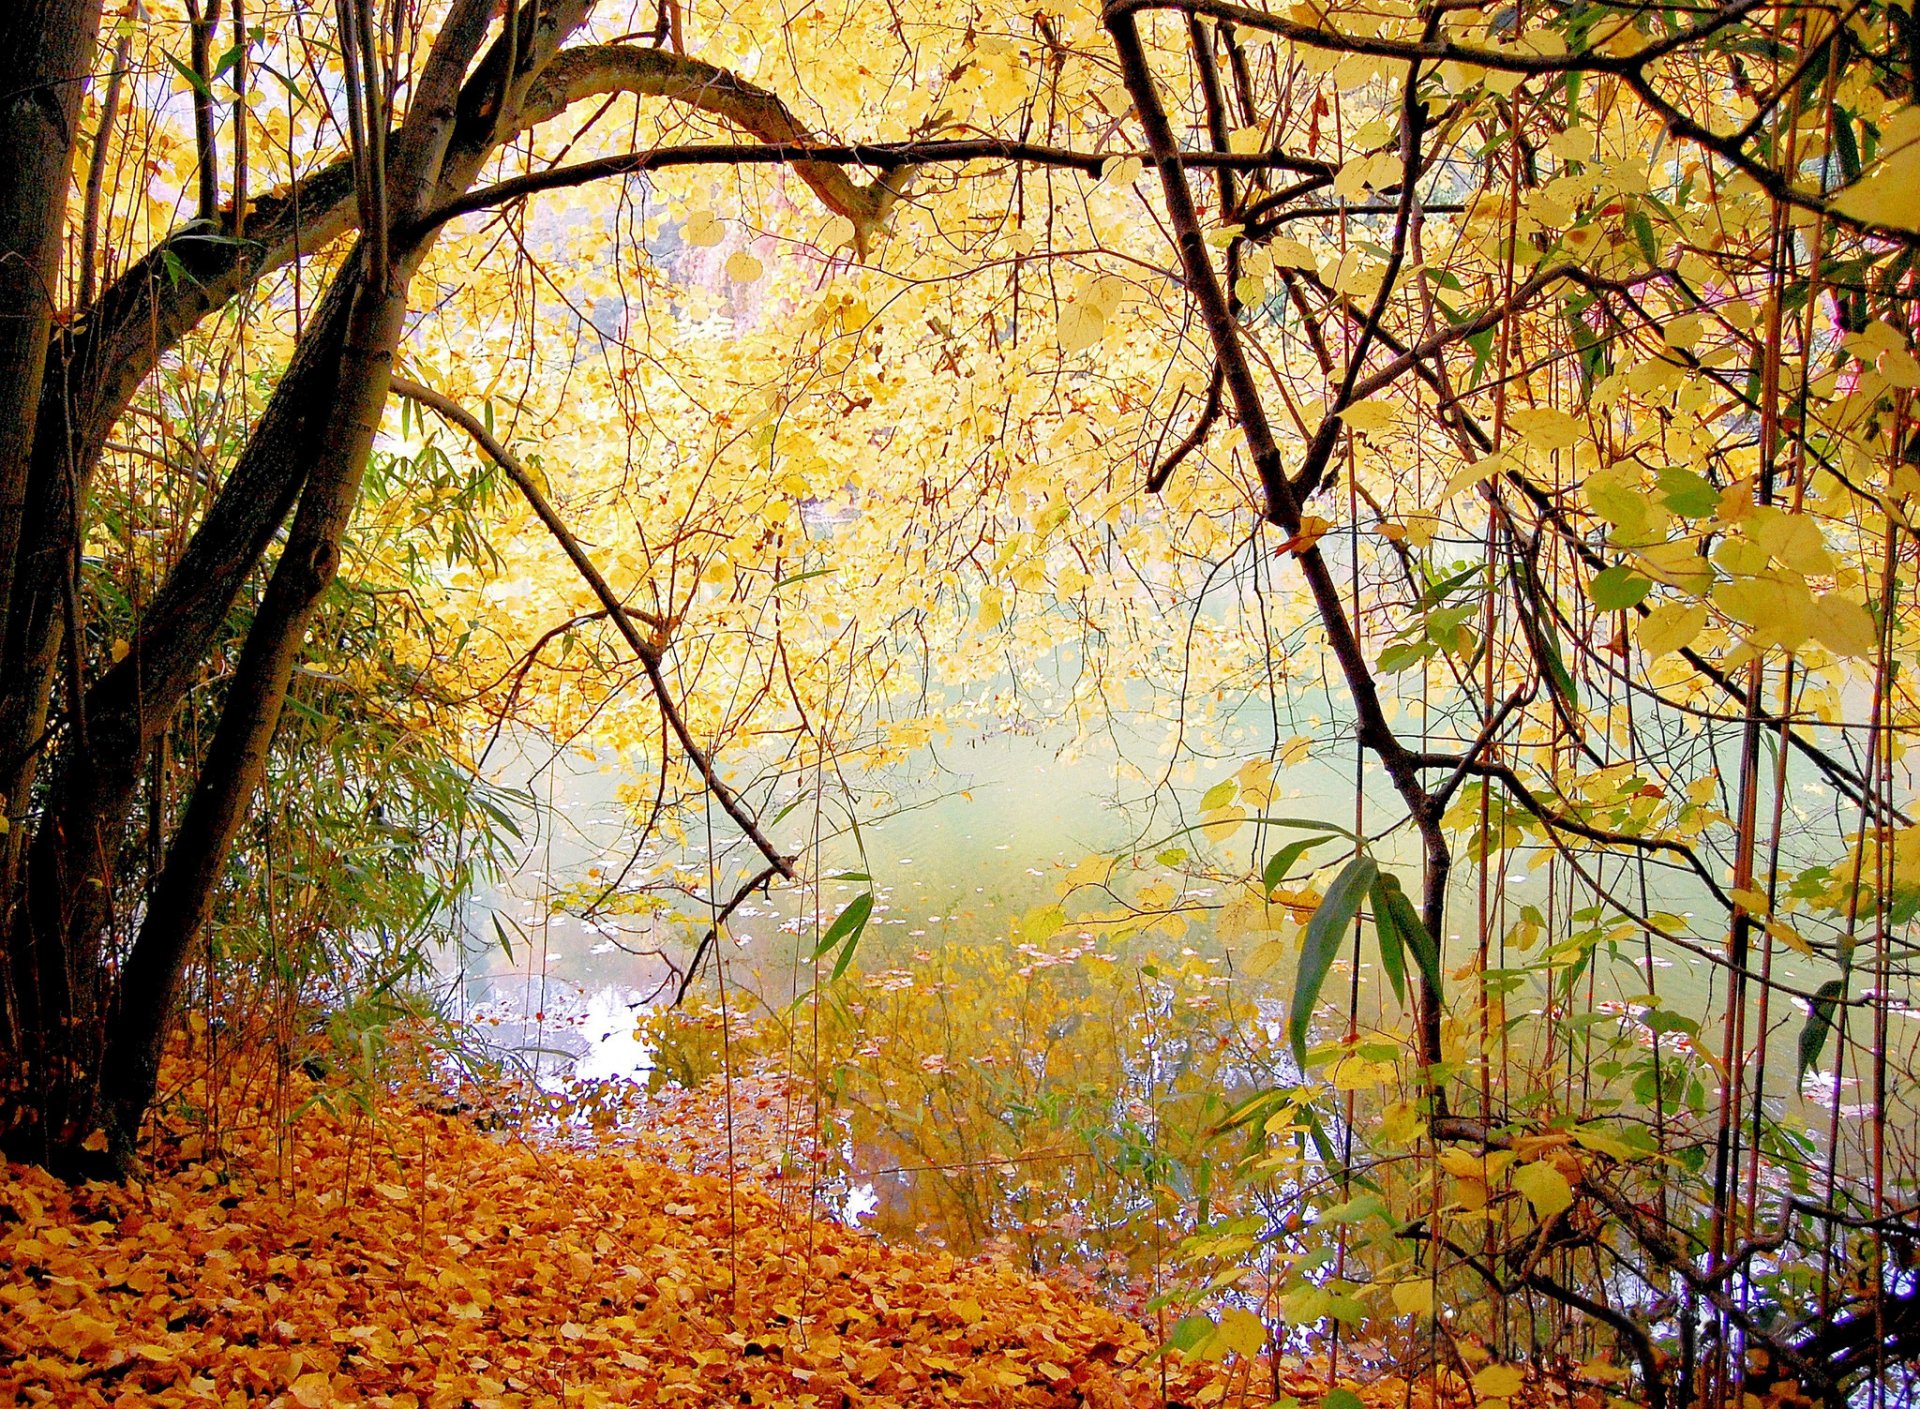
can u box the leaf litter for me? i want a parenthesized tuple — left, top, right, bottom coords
(3, 1063, 1493, 1409)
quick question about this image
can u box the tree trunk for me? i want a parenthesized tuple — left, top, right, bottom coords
(0, 268, 361, 1172)
(101, 246, 412, 1159)
(0, 0, 104, 640)
(0, 0, 509, 1174)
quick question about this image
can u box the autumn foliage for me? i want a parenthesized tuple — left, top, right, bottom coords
(5, 1064, 1408, 1409)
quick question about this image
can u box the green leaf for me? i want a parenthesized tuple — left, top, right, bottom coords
(1167, 1314, 1215, 1353)
(1200, 779, 1238, 811)
(1369, 873, 1408, 1005)
(1796, 978, 1846, 1082)
(1657, 466, 1720, 518)
(1143, 814, 1356, 856)
(812, 892, 874, 982)
(1324, 1388, 1366, 1409)
(1589, 565, 1652, 611)
(1377, 871, 1443, 1002)
(1291, 855, 1377, 1063)
(1378, 640, 1434, 673)
(1262, 836, 1331, 892)
(164, 50, 213, 97)
(1627, 208, 1659, 266)
(772, 566, 837, 590)
(1317, 1192, 1387, 1225)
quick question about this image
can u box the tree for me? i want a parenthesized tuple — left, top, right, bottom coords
(0, 0, 912, 1173)
(2, 0, 1917, 1402)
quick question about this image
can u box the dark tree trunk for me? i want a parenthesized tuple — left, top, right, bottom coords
(0, 0, 516, 1175)
(101, 246, 412, 1159)
(0, 0, 104, 640)
(0, 267, 360, 1172)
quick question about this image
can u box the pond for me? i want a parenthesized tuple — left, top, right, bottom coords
(441, 706, 1904, 1283)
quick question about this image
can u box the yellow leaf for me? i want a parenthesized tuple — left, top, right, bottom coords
(1330, 1055, 1396, 1090)
(1832, 107, 1920, 231)
(1571, 1124, 1636, 1160)
(1636, 601, 1706, 658)
(290, 1372, 333, 1408)
(1215, 1306, 1266, 1357)
(1341, 400, 1394, 433)
(724, 251, 764, 283)
(1512, 1160, 1574, 1218)
(1057, 301, 1106, 354)
(1474, 1364, 1527, 1398)
(1765, 916, 1815, 957)
(1812, 595, 1878, 658)
(1507, 406, 1583, 451)
(111, 638, 130, 663)
(683, 210, 726, 248)
(1391, 1280, 1435, 1317)
(1245, 937, 1290, 977)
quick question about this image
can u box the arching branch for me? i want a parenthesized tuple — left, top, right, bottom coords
(390, 376, 796, 882)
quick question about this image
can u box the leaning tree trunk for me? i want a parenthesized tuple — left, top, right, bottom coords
(0, 0, 508, 1175)
(100, 242, 415, 1160)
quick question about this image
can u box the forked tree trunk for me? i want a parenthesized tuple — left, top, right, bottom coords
(0, 0, 506, 1175)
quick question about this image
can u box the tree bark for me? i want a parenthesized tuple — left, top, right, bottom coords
(101, 250, 408, 1158)
(0, 0, 105, 720)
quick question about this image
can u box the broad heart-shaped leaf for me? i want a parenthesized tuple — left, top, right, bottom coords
(1588, 564, 1652, 611)
(1797, 978, 1847, 1082)
(813, 892, 874, 981)
(1262, 835, 1332, 893)
(1290, 855, 1378, 1063)
(1511, 1160, 1575, 1218)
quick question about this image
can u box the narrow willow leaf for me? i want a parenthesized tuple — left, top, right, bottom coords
(1369, 873, 1408, 1005)
(1291, 855, 1377, 1062)
(1144, 814, 1357, 856)
(1262, 835, 1331, 893)
(1796, 978, 1846, 1082)
(812, 891, 873, 967)
(1379, 873, 1444, 1003)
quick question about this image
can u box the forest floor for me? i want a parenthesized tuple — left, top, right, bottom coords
(3, 1054, 1491, 1409)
